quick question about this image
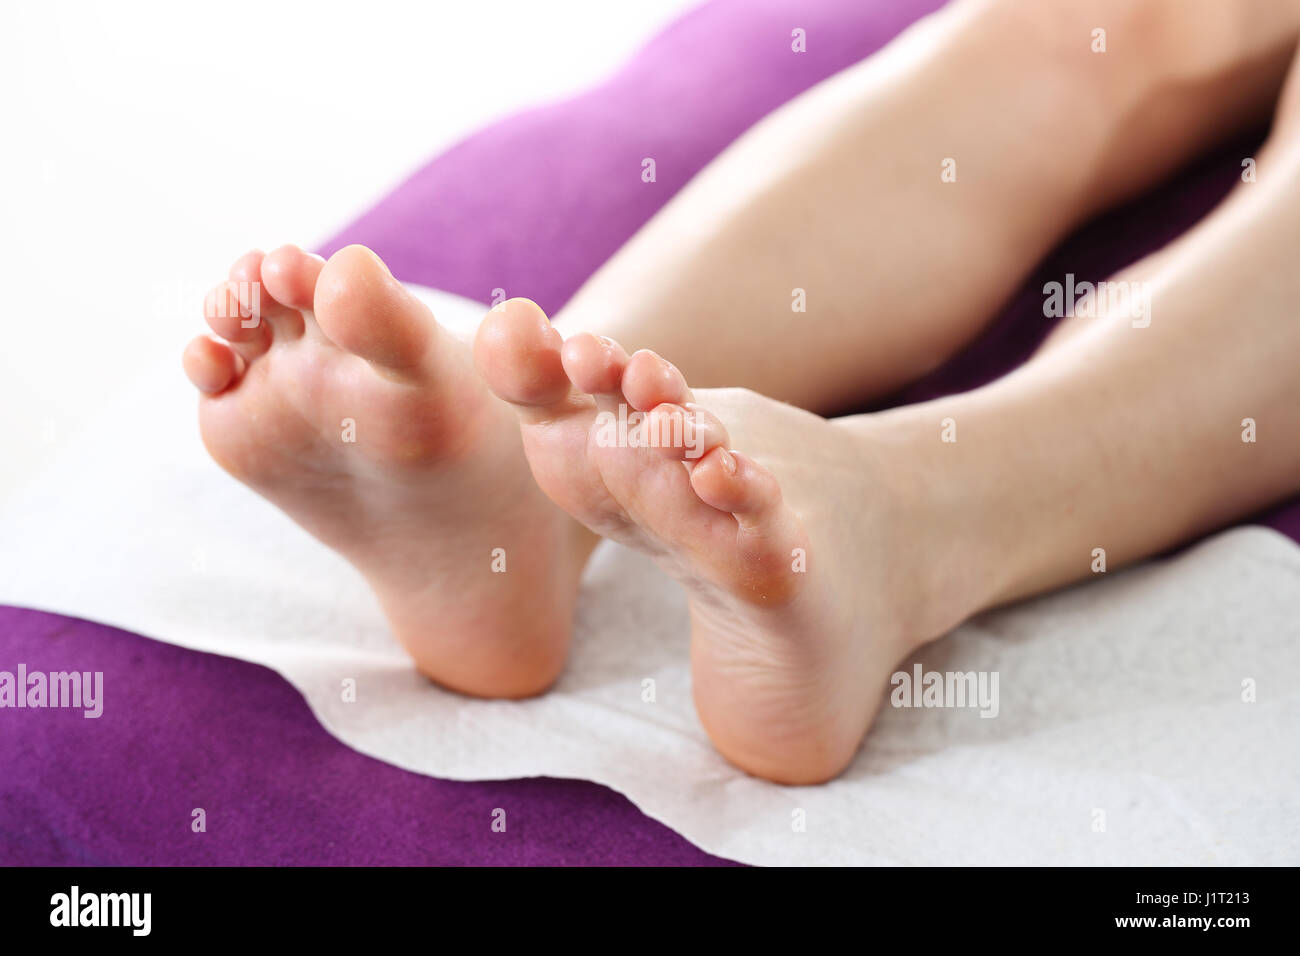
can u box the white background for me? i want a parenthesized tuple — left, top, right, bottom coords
(0, 0, 696, 496)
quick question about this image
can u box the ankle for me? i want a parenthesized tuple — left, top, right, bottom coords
(853, 405, 1010, 651)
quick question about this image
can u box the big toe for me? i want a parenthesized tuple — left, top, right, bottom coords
(313, 245, 433, 372)
(475, 298, 584, 419)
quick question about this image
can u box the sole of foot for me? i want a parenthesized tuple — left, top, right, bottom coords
(476, 300, 932, 783)
(183, 244, 592, 698)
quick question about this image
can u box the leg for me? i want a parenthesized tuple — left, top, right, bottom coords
(182, 0, 1299, 702)
(873, 63, 1300, 613)
(480, 49, 1300, 781)
(557, 0, 1300, 412)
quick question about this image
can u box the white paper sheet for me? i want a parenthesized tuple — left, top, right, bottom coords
(2, 285, 1297, 866)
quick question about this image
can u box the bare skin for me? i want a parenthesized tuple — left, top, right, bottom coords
(554, 0, 1300, 411)
(478, 67, 1300, 780)
(184, 245, 594, 698)
(184, 0, 1300, 779)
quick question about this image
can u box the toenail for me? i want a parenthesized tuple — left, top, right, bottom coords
(717, 448, 738, 475)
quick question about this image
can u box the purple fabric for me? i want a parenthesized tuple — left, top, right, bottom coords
(0, 607, 732, 865)
(4, 0, 1298, 865)
(318, 0, 947, 312)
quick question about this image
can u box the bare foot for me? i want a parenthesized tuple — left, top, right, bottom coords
(475, 302, 940, 783)
(473, 39, 1300, 780)
(183, 245, 593, 697)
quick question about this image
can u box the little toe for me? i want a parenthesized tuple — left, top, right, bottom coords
(183, 335, 242, 394)
(691, 447, 806, 604)
(691, 448, 784, 530)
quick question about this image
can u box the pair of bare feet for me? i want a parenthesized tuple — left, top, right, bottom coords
(183, 242, 915, 783)
(183, 15, 1300, 785)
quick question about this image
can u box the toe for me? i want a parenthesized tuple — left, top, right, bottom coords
(476, 298, 591, 421)
(691, 447, 807, 604)
(313, 244, 433, 372)
(690, 448, 783, 528)
(621, 349, 693, 411)
(560, 332, 629, 411)
(228, 249, 305, 339)
(645, 402, 729, 462)
(183, 335, 241, 393)
(204, 281, 271, 359)
(261, 243, 324, 313)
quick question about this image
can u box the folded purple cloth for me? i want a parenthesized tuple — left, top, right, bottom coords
(4, 0, 1296, 866)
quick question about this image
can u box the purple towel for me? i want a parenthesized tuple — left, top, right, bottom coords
(3, 0, 1296, 865)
